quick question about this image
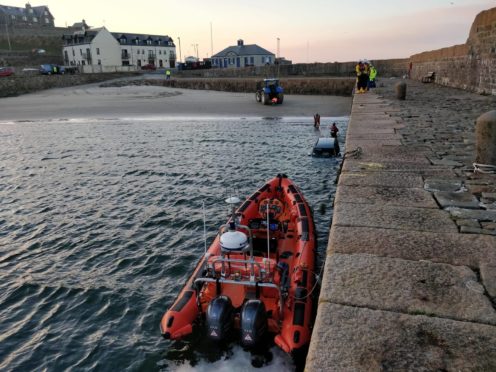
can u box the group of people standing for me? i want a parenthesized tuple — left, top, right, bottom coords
(355, 60, 377, 93)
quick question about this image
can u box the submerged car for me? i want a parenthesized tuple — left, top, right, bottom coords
(312, 137, 340, 157)
(39, 64, 65, 75)
(255, 78, 284, 105)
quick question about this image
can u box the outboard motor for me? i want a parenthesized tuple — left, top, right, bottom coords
(240, 300, 268, 347)
(206, 296, 234, 341)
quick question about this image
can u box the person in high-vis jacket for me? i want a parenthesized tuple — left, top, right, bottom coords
(369, 65, 377, 88)
(355, 60, 369, 93)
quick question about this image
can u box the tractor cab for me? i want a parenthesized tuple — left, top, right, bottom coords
(255, 78, 284, 105)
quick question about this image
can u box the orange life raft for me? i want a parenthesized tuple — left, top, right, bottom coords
(160, 174, 316, 354)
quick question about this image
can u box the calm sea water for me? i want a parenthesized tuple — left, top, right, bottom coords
(0, 116, 347, 371)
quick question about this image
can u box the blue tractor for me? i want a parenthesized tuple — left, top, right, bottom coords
(255, 78, 284, 105)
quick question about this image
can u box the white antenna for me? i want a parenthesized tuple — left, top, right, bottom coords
(203, 201, 207, 255)
(225, 196, 240, 225)
(210, 22, 213, 57)
(266, 202, 270, 270)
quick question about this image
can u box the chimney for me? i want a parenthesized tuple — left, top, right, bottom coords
(237, 39, 244, 46)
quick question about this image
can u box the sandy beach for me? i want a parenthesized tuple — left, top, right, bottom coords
(0, 81, 352, 122)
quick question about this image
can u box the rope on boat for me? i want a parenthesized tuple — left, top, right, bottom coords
(343, 146, 362, 159)
(289, 258, 326, 301)
(473, 162, 496, 174)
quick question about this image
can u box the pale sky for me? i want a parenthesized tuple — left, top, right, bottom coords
(4, 0, 495, 62)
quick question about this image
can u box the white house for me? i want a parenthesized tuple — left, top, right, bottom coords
(211, 39, 275, 68)
(62, 27, 176, 72)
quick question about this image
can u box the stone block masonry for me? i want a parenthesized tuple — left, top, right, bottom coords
(305, 86, 496, 370)
(410, 7, 496, 95)
(100, 77, 356, 97)
(0, 73, 138, 98)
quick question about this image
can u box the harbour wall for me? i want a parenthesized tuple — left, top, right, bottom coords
(410, 7, 496, 94)
(175, 59, 408, 79)
(102, 77, 356, 96)
(0, 73, 135, 98)
(305, 82, 496, 370)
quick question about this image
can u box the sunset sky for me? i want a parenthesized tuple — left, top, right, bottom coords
(3, 0, 494, 62)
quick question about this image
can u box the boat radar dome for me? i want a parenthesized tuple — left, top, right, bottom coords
(220, 230, 249, 253)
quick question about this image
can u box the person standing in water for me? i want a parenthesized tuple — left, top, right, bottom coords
(313, 113, 321, 129)
(330, 122, 339, 138)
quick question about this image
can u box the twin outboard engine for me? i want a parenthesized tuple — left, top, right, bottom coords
(240, 300, 268, 347)
(206, 296, 234, 341)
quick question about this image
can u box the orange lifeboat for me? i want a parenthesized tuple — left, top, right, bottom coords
(160, 174, 317, 355)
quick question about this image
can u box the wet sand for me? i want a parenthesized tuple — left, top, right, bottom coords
(0, 82, 352, 122)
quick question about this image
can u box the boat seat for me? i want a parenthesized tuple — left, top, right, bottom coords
(252, 238, 278, 255)
(259, 198, 284, 220)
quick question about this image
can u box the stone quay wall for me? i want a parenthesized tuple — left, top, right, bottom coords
(410, 7, 496, 95)
(0, 73, 136, 98)
(176, 59, 409, 79)
(306, 81, 496, 371)
(102, 77, 357, 96)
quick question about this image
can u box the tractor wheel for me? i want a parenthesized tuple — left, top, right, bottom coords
(262, 93, 270, 105)
(277, 94, 284, 104)
(255, 91, 261, 102)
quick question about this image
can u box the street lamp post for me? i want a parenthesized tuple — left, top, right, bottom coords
(177, 36, 182, 63)
(191, 44, 199, 59)
(4, 14, 12, 51)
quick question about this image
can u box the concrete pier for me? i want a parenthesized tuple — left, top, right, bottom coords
(306, 82, 496, 370)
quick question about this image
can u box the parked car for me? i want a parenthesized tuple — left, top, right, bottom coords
(32, 48, 46, 55)
(0, 67, 15, 77)
(141, 63, 157, 71)
(39, 64, 65, 75)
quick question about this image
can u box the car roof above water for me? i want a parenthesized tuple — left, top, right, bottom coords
(314, 137, 336, 150)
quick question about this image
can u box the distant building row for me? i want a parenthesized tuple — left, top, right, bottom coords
(62, 27, 176, 69)
(2, 3, 283, 72)
(0, 3, 54, 27)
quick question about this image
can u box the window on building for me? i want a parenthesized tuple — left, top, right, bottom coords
(44, 10, 48, 15)
(142, 49, 144, 54)
(137, 50, 140, 55)
(22, 16, 27, 21)
(135, 39, 139, 45)
(80, 49, 83, 56)
(96, 48, 100, 55)
(33, 17, 38, 22)
(244, 57, 248, 65)
(72, 50, 75, 56)
(98, 60, 101, 65)
(29, 8, 33, 14)
(147, 40, 152, 45)
(82, 61, 85, 65)
(250, 56, 254, 64)
(11, 15, 15, 20)
(159, 51, 161, 55)
(45, 18, 49, 24)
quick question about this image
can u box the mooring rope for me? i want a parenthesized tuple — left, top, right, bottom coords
(473, 163, 496, 174)
(343, 146, 363, 159)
